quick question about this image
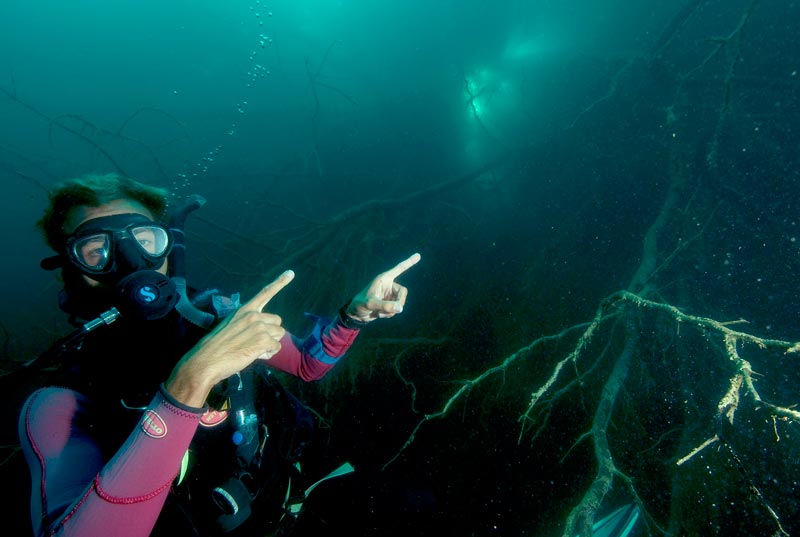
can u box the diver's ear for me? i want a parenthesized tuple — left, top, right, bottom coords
(40, 255, 64, 271)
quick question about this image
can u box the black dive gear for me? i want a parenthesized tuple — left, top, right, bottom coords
(114, 270, 179, 321)
(20, 271, 179, 372)
(65, 213, 173, 284)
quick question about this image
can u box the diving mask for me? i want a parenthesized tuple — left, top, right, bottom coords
(65, 213, 173, 283)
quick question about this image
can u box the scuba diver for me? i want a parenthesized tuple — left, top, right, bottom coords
(16, 173, 421, 536)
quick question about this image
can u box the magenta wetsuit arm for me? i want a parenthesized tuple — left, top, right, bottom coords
(267, 314, 360, 380)
(18, 385, 202, 537)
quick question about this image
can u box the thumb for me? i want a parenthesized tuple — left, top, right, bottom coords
(366, 297, 403, 314)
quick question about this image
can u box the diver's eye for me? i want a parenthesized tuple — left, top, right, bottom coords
(76, 234, 110, 269)
(85, 247, 108, 266)
(131, 226, 169, 256)
(133, 228, 158, 254)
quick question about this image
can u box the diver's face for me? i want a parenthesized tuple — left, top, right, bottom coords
(66, 199, 169, 287)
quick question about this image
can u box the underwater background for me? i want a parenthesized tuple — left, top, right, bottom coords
(1, 0, 799, 535)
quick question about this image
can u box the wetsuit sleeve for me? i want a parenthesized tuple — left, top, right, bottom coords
(266, 312, 360, 381)
(19, 385, 203, 537)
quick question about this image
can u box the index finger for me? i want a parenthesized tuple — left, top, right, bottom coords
(383, 252, 421, 279)
(241, 270, 296, 312)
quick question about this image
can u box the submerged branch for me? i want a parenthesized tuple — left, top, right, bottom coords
(0, 87, 129, 176)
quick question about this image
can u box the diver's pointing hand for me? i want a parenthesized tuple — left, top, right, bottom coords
(166, 270, 295, 408)
(345, 252, 421, 323)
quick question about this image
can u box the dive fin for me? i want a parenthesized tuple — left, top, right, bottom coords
(592, 503, 640, 537)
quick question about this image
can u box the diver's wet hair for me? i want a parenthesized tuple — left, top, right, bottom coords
(38, 173, 170, 251)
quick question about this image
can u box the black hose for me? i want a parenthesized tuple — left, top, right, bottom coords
(167, 195, 217, 328)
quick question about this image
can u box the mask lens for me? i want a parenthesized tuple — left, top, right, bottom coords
(73, 233, 111, 270)
(131, 225, 170, 257)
